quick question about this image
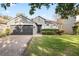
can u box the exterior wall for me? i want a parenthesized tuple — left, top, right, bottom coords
(44, 23, 58, 29)
(33, 16, 46, 29)
(33, 16, 59, 29)
(33, 16, 45, 25)
(62, 17, 75, 34)
(33, 23, 37, 35)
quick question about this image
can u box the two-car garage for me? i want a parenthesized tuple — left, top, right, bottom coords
(7, 15, 35, 35)
(11, 25, 33, 35)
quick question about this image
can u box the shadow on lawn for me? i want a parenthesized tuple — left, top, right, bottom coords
(23, 36, 79, 56)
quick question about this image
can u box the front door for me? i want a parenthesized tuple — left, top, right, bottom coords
(37, 25, 42, 33)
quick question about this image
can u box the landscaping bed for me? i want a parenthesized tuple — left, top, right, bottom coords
(27, 35, 79, 56)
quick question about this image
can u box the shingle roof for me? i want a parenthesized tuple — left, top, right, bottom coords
(33, 16, 47, 21)
(45, 20, 58, 24)
(7, 15, 33, 25)
(37, 16, 47, 20)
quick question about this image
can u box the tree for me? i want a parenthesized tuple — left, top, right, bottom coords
(29, 3, 79, 19)
(29, 3, 53, 15)
(1, 3, 11, 10)
(0, 3, 79, 19)
(55, 3, 79, 19)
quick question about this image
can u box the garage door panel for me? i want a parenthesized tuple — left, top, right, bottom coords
(22, 25, 33, 35)
(11, 25, 33, 35)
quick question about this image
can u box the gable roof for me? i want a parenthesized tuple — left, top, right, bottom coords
(37, 16, 47, 20)
(7, 15, 33, 25)
(32, 16, 48, 25)
(33, 16, 47, 21)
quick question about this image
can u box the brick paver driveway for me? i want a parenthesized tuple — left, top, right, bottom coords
(0, 35, 32, 56)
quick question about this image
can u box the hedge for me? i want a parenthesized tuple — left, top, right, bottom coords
(41, 29, 59, 35)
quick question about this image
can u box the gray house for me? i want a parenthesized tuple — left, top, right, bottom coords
(7, 14, 37, 35)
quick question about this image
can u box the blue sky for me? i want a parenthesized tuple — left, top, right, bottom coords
(0, 3, 57, 20)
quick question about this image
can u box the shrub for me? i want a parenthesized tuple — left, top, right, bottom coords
(56, 30, 64, 35)
(77, 27, 79, 34)
(0, 31, 6, 37)
(0, 28, 12, 38)
(4, 28, 12, 35)
(41, 29, 59, 35)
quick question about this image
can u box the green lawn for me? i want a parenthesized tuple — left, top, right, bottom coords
(27, 35, 79, 56)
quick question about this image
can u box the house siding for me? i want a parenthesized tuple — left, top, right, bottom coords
(33, 16, 58, 30)
(44, 23, 58, 29)
(33, 16, 46, 29)
(33, 23, 37, 35)
(7, 15, 37, 35)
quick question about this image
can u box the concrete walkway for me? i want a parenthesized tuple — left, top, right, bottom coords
(0, 35, 32, 56)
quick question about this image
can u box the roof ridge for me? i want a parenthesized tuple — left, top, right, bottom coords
(7, 15, 34, 24)
(34, 16, 47, 21)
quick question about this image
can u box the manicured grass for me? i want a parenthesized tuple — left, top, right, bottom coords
(27, 35, 79, 56)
